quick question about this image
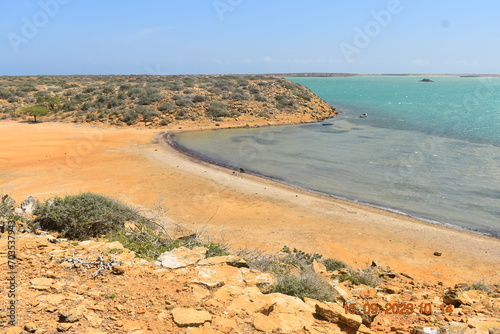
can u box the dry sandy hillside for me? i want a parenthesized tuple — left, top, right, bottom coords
(0, 75, 336, 127)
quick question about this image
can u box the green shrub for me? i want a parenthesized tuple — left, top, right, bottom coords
(175, 108, 190, 120)
(466, 281, 492, 292)
(138, 93, 165, 105)
(231, 91, 250, 101)
(108, 227, 229, 260)
(86, 113, 98, 122)
(134, 106, 159, 124)
(335, 267, 380, 287)
(122, 109, 138, 125)
(0, 89, 14, 100)
(158, 102, 176, 112)
(322, 258, 348, 271)
(193, 95, 207, 103)
(281, 246, 322, 265)
(35, 192, 148, 240)
(206, 102, 229, 118)
(272, 271, 336, 302)
(175, 99, 192, 107)
(159, 118, 171, 126)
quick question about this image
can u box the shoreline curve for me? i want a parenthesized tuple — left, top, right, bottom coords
(163, 129, 499, 240)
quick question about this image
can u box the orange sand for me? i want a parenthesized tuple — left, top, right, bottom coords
(1, 121, 498, 284)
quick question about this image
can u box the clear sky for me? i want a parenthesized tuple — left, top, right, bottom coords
(1, 0, 499, 75)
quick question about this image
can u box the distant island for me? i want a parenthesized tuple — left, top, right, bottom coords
(419, 78, 434, 82)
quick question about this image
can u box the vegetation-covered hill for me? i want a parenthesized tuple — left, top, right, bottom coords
(0, 75, 336, 127)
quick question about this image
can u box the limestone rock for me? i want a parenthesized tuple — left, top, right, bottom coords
(112, 265, 126, 275)
(438, 322, 471, 334)
(5, 326, 24, 334)
(24, 322, 38, 333)
(334, 284, 353, 301)
(30, 277, 54, 291)
(383, 284, 403, 294)
(59, 309, 82, 323)
(304, 297, 320, 309)
(197, 255, 249, 268)
(371, 260, 391, 272)
(228, 292, 275, 314)
(193, 265, 240, 288)
(21, 195, 37, 215)
(172, 308, 212, 327)
(306, 323, 343, 334)
(239, 268, 277, 293)
(351, 285, 377, 299)
(410, 326, 438, 334)
(265, 293, 316, 332)
(316, 302, 362, 330)
(157, 246, 207, 269)
(443, 289, 473, 307)
(57, 323, 73, 332)
(313, 260, 328, 276)
(267, 293, 315, 314)
(191, 284, 211, 302)
(253, 313, 280, 333)
(357, 324, 376, 334)
(38, 294, 66, 305)
(212, 316, 238, 333)
(467, 318, 500, 332)
(47, 235, 58, 243)
(50, 249, 68, 262)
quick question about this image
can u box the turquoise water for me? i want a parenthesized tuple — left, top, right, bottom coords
(173, 76, 500, 237)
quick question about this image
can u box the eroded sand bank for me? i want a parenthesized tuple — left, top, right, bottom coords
(1, 121, 498, 284)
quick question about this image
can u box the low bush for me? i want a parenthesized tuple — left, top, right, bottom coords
(158, 101, 176, 112)
(193, 95, 207, 103)
(175, 99, 192, 107)
(122, 109, 138, 125)
(334, 267, 380, 287)
(465, 281, 492, 293)
(272, 271, 336, 302)
(108, 224, 229, 260)
(322, 258, 348, 271)
(206, 101, 229, 118)
(35, 192, 149, 240)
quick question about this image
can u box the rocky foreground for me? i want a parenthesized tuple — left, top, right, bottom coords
(1, 227, 499, 334)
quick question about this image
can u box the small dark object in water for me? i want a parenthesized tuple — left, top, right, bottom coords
(239, 168, 245, 173)
(433, 251, 442, 256)
(420, 78, 434, 82)
(360, 113, 368, 118)
(322, 123, 334, 126)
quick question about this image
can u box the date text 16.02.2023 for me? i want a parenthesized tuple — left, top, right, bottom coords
(344, 302, 453, 315)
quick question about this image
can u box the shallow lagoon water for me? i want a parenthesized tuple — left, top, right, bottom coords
(173, 76, 500, 237)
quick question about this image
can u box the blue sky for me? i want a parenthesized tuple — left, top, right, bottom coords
(1, 0, 499, 75)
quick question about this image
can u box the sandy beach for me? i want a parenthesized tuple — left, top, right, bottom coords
(1, 121, 498, 285)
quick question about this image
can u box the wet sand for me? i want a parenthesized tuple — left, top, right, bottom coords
(1, 121, 498, 284)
